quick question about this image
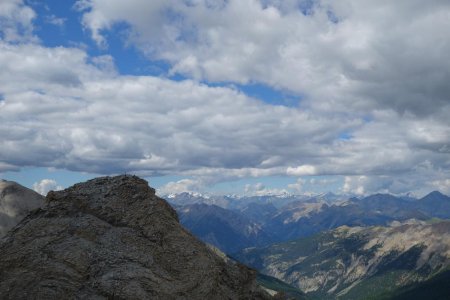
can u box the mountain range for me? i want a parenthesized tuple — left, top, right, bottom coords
(168, 190, 450, 299)
(166, 192, 349, 210)
(1, 177, 449, 299)
(167, 191, 450, 254)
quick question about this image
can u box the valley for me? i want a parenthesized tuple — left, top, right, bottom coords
(236, 221, 450, 299)
(167, 191, 450, 299)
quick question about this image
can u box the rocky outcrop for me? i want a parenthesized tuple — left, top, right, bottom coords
(0, 175, 272, 299)
(0, 179, 44, 237)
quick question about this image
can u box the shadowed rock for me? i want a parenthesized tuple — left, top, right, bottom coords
(0, 175, 272, 299)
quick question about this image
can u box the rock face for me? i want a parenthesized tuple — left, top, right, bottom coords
(0, 179, 44, 237)
(0, 175, 272, 299)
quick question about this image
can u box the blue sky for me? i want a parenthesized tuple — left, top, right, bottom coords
(0, 0, 449, 196)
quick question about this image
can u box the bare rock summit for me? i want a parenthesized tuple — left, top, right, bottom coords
(0, 175, 272, 299)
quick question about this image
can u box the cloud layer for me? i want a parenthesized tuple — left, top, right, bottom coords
(0, 40, 354, 175)
(79, 0, 450, 116)
(0, 0, 449, 195)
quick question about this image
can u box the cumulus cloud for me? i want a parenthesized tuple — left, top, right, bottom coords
(0, 0, 36, 42)
(0, 39, 448, 195)
(157, 179, 203, 195)
(287, 165, 317, 176)
(32, 179, 63, 195)
(0, 0, 449, 196)
(77, 0, 450, 116)
(244, 182, 289, 196)
(341, 171, 450, 197)
(288, 178, 305, 193)
(0, 41, 357, 177)
(430, 179, 450, 195)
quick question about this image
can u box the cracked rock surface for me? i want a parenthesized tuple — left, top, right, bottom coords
(0, 175, 271, 299)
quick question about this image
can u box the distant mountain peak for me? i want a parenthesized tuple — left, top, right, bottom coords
(425, 190, 446, 197)
(421, 190, 449, 201)
(362, 193, 402, 201)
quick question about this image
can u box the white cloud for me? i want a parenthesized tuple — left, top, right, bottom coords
(32, 179, 63, 195)
(157, 179, 203, 195)
(244, 182, 289, 196)
(341, 171, 450, 197)
(44, 15, 66, 27)
(287, 165, 317, 176)
(0, 41, 357, 177)
(0, 0, 449, 196)
(288, 178, 305, 193)
(0, 39, 448, 195)
(77, 0, 450, 116)
(0, 0, 36, 42)
(342, 176, 373, 196)
(431, 179, 450, 195)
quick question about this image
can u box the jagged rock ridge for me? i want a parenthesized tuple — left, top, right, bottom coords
(0, 175, 272, 299)
(0, 179, 44, 237)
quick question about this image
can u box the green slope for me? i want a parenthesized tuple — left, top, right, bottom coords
(383, 269, 450, 300)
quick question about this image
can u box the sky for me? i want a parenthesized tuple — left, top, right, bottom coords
(0, 0, 449, 197)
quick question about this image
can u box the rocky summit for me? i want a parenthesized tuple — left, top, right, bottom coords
(0, 175, 272, 299)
